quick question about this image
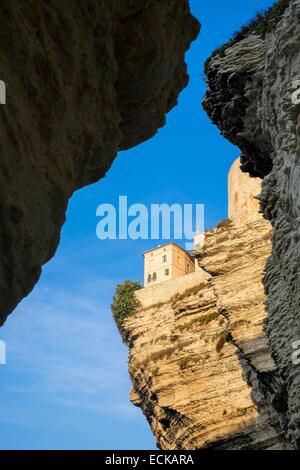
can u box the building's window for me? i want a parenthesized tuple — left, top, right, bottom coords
(147, 274, 152, 283)
(153, 272, 157, 281)
(162, 255, 167, 263)
(187, 265, 190, 272)
(165, 269, 169, 276)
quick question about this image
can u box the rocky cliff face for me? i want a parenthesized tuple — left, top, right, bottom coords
(0, 1, 199, 325)
(203, 0, 300, 448)
(124, 217, 290, 449)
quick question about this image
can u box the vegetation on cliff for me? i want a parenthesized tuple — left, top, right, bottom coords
(111, 280, 142, 342)
(204, 0, 290, 72)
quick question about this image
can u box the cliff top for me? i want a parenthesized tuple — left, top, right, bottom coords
(204, 0, 290, 73)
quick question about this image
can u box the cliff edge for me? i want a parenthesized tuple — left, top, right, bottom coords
(122, 161, 290, 449)
(125, 216, 288, 449)
(203, 0, 300, 448)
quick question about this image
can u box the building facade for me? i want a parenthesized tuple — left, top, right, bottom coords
(143, 243, 195, 287)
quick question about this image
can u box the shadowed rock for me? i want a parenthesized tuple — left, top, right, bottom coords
(0, 0, 199, 324)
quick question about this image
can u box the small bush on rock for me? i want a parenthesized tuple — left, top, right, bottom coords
(111, 280, 142, 342)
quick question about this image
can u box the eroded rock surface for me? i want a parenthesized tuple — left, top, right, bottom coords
(124, 217, 289, 449)
(0, 1, 199, 324)
(203, 0, 300, 448)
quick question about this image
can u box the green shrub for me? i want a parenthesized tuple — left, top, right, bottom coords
(111, 280, 142, 339)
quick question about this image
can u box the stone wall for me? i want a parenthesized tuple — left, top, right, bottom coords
(136, 269, 209, 309)
(228, 158, 262, 226)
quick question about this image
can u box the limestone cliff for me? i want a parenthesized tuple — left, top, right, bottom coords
(124, 216, 290, 449)
(0, 1, 199, 324)
(203, 0, 300, 448)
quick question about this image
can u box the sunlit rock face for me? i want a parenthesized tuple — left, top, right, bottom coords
(122, 166, 290, 450)
(0, 1, 199, 325)
(125, 217, 290, 450)
(204, 0, 300, 448)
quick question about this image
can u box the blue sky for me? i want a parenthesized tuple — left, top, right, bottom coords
(0, 0, 275, 450)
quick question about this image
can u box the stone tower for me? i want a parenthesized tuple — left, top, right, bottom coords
(228, 158, 262, 225)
